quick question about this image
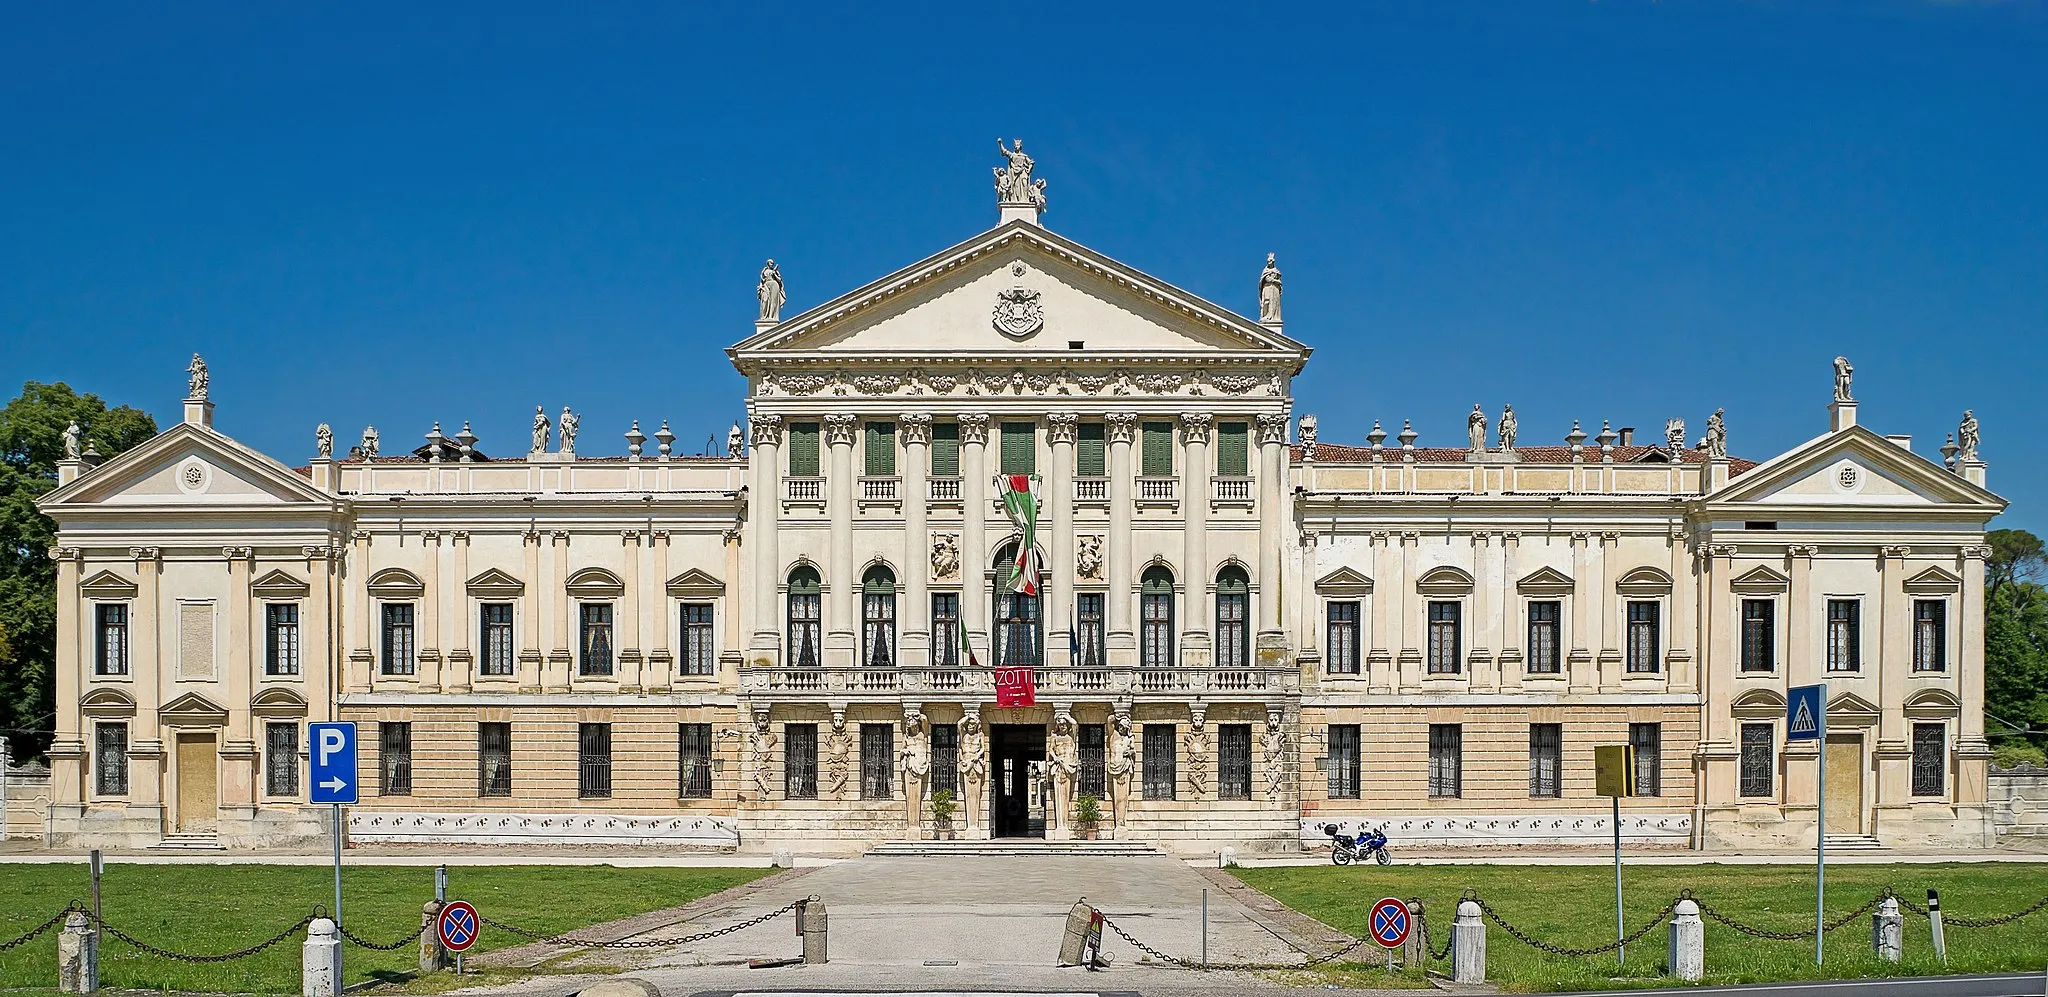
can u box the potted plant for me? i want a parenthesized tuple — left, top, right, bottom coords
(930, 788, 959, 840)
(1073, 793, 1104, 840)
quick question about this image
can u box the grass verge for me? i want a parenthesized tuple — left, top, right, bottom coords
(1232, 861, 2048, 993)
(0, 862, 772, 994)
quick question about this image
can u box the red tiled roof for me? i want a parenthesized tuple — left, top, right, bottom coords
(1293, 443, 1759, 477)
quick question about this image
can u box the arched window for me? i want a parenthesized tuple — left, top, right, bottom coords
(787, 566, 822, 667)
(862, 565, 897, 667)
(1216, 566, 1250, 668)
(1140, 566, 1175, 667)
(992, 541, 1042, 667)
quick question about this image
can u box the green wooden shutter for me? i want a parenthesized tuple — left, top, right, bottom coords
(1141, 422, 1173, 476)
(865, 421, 896, 476)
(1217, 422, 1249, 476)
(1001, 422, 1036, 474)
(1077, 422, 1106, 476)
(930, 423, 959, 476)
(788, 422, 820, 477)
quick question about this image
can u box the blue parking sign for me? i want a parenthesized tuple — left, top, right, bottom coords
(1787, 684, 1826, 743)
(308, 722, 359, 804)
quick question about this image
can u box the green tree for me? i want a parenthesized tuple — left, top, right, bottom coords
(1984, 580, 2048, 760)
(0, 382, 157, 760)
(1987, 528, 2045, 603)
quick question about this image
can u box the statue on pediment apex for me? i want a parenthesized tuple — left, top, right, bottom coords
(994, 138, 1047, 206)
(757, 259, 785, 323)
(1258, 253, 1283, 324)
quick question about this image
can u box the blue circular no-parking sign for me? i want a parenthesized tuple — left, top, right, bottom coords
(1370, 896, 1410, 949)
(437, 900, 480, 953)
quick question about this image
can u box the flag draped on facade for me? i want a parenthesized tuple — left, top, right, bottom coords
(999, 474, 1041, 596)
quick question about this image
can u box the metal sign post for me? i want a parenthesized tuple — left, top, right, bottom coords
(89, 849, 103, 929)
(1593, 744, 1636, 964)
(309, 722, 360, 928)
(1788, 683, 1826, 966)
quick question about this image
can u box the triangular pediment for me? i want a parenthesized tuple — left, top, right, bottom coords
(79, 570, 140, 598)
(1707, 426, 2002, 512)
(1828, 691, 1882, 728)
(466, 568, 526, 599)
(40, 423, 338, 513)
(1314, 567, 1373, 595)
(1903, 565, 1962, 595)
(160, 692, 229, 728)
(666, 567, 725, 599)
(1731, 565, 1790, 595)
(251, 569, 310, 598)
(1515, 566, 1575, 596)
(731, 221, 1308, 373)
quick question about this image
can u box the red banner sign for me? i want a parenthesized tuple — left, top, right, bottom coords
(994, 666, 1037, 707)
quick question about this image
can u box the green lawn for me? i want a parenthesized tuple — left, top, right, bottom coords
(1232, 861, 2048, 993)
(0, 862, 773, 994)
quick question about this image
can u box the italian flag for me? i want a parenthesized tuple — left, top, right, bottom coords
(999, 474, 1041, 596)
(957, 615, 979, 668)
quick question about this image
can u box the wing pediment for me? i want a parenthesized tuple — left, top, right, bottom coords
(41, 423, 336, 512)
(1707, 426, 2001, 511)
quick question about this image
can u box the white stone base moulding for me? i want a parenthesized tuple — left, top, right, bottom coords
(348, 810, 740, 847)
(1303, 812, 1692, 847)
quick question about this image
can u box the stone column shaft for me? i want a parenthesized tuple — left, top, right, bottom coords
(1256, 418, 1286, 635)
(750, 416, 782, 656)
(902, 416, 932, 665)
(1181, 415, 1210, 657)
(960, 415, 990, 648)
(1106, 415, 1136, 662)
(826, 414, 858, 664)
(1048, 414, 1077, 664)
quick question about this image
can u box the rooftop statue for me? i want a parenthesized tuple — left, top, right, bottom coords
(530, 406, 551, 455)
(994, 138, 1047, 207)
(1258, 253, 1283, 324)
(1834, 356, 1854, 403)
(187, 354, 209, 400)
(757, 259, 785, 323)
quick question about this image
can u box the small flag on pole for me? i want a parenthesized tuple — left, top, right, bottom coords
(958, 615, 979, 668)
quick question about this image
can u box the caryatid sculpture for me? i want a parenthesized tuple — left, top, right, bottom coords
(530, 406, 551, 455)
(1498, 405, 1518, 451)
(1833, 356, 1854, 402)
(994, 138, 1046, 206)
(959, 715, 988, 833)
(757, 259, 786, 323)
(901, 711, 932, 832)
(1049, 713, 1080, 833)
(1258, 253, 1283, 324)
(824, 714, 853, 800)
(1106, 713, 1137, 830)
(1261, 713, 1289, 802)
(1467, 404, 1488, 452)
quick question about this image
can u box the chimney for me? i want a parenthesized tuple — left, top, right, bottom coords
(1885, 435, 1912, 452)
(1618, 427, 1635, 447)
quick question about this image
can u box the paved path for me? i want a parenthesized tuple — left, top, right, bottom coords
(1571, 972, 2048, 996)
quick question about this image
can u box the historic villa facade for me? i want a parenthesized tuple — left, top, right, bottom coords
(37, 148, 2006, 853)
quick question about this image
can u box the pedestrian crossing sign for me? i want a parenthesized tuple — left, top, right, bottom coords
(1787, 683, 1826, 742)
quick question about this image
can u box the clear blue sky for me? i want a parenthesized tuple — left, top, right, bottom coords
(3, 3, 2042, 532)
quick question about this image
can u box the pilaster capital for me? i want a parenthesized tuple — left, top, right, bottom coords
(421, 529, 441, 543)
(47, 545, 82, 562)
(956, 412, 990, 444)
(1046, 412, 1079, 444)
(898, 412, 933, 445)
(1256, 412, 1290, 446)
(1501, 530, 1522, 544)
(1179, 412, 1213, 444)
(622, 529, 642, 544)
(1399, 530, 1420, 544)
(1789, 544, 1820, 559)
(523, 527, 542, 543)
(550, 529, 571, 542)
(749, 413, 784, 447)
(651, 529, 671, 543)
(1471, 530, 1492, 544)
(222, 545, 253, 561)
(1880, 545, 1912, 560)
(722, 527, 743, 545)
(1570, 531, 1591, 545)
(1105, 412, 1138, 443)
(451, 530, 470, 543)
(1960, 545, 1993, 560)
(1600, 531, 1620, 544)
(1370, 530, 1389, 544)
(824, 413, 859, 446)
(128, 545, 161, 563)
(351, 529, 371, 543)
(1708, 543, 1740, 558)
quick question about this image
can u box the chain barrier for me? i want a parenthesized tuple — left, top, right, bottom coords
(1412, 900, 1453, 963)
(1894, 889, 2048, 929)
(0, 903, 81, 953)
(479, 897, 811, 950)
(1693, 888, 1888, 942)
(1468, 888, 1680, 959)
(337, 922, 428, 951)
(1096, 912, 1372, 972)
(91, 910, 316, 964)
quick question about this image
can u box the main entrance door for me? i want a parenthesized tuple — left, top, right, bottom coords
(175, 733, 219, 834)
(990, 724, 1046, 838)
(1823, 733, 1865, 835)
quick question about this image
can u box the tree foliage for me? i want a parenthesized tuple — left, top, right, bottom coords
(1984, 532, 2048, 762)
(0, 382, 157, 760)
(1987, 528, 2046, 603)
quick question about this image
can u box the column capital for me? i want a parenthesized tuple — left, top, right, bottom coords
(1570, 531, 1590, 545)
(1370, 530, 1389, 544)
(1471, 530, 1492, 544)
(1789, 544, 1820, 559)
(451, 530, 470, 543)
(1399, 530, 1420, 544)
(1256, 412, 1289, 445)
(824, 413, 859, 446)
(652, 529, 671, 542)
(128, 545, 161, 563)
(1880, 545, 1912, 560)
(1599, 531, 1620, 544)
(749, 413, 784, 447)
(1179, 412, 1213, 443)
(622, 529, 642, 544)
(222, 545, 254, 561)
(1960, 544, 1993, 560)
(421, 529, 441, 542)
(899, 412, 933, 445)
(1046, 412, 1079, 444)
(550, 529, 571, 542)
(1708, 543, 1740, 558)
(1106, 412, 1138, 443)
(47, 545, 82, 562)
(1501, 530, 1522, 544)
(957, 412, 990, 444)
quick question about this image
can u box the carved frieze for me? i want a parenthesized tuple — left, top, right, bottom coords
(1076, 535, 1105, 580)
(931, 533, 961, 580)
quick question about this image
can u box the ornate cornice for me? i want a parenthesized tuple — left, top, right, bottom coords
(1046, 412, 1079, 445)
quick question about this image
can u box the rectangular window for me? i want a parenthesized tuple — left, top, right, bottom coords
(860, 723, 894, 800)
(1142, 723, 1177, 800)
(679, 723, 713, 799)
(1529, 723, 1561, 798)
(1218, 724, 1252, 800)
(1000, 421, 1036, 474)
(932, 723, 959, 796)
(579, 603, 615, 676)
(681, 603, 716, 676)
(1427, 601, 1462, 674)
(1428, 724, 1463, 798)
(1827, 599, 1861, 672)
(1077, 422, 1107, 477)
(1327, 724, 1361, 799)
(788, 588, 821, 668)
(1326, 601, 1361, 675)
(1216, 421, 1249, 476)
(1076, 593, 1106, 666)
(379, 722, 412, 796)
(265, 722, 299, 797)
(578, 723, 613, 798)
(864, 421, 896, 476)
(1739, 723, 1774, 798)
(480, 603, 516, 676)
(380, 603, 416, 675)
(1911, 723, 1946, 797)
(1913, 600, 1947, 673)
(787, 421, 820, 477)
(1140, 588, 1174, 667)
(1216, 591, 1249, 669)
(1140, 421, 1174, 477)
(930, 423, 960, 477)
(1079, 724, 1106, 798)
(95, 603, 129, 676)
(862, 588, 896, 667)
(1630, 722, 1662, 797)
(785, 723, 818, 799)
(1527, 600, 1561, 674)
(478, 722, 512, 797)
(265, 603, 300, 675)
(931, 593, 961, 666)
(1741, 599, 1775, 673)
(94, 723, 128, 796)
(1626, 601, 1661, 674)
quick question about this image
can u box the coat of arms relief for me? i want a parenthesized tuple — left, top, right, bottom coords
(993, 262, 1043, 338)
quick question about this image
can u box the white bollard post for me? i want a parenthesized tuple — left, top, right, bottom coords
(771, 849, 793, 869)
(1667, 899, 1704, 982)
(302, 917, 343, 997)
(57, 910, 98, 994)
(1217, 846, 1238, 869)
(1451, 900, 1486, 985)
(1870, 897, 1902, 963)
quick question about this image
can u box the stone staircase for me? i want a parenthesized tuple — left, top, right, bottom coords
(866, 838, 1160, 858)
(149, 833, 226, 851)
(1822, 834, 1887, 851)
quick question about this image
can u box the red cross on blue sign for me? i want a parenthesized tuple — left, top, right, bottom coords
(1370, 897, 1411, 948)
(437, 900, 480, 952)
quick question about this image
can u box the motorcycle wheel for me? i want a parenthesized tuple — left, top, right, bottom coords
(1374, 848, 1392, 866)
(1332, 848, 1352, 866)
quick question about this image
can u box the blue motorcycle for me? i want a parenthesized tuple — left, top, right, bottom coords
(1323, 823, 1392, 866)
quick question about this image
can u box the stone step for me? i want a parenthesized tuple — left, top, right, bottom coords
(1822, 834, 1887, 851)
(866, 839, 1160, 858)
(149, 833, 227, 851)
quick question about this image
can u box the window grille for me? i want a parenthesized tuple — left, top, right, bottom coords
(1630, 722, 1662, 797)
(1912, 723, 1946, 797)
(1528, 723, 1561, 798)
(579, 603, 615, 676)
(1326, 601, 1360, 674)
(1741, 599, 1775, 672)
(1527, 600, 1561, 674)
(1428, 724, 1462, 797)
(1913, 600, 1947, 673)
(1079, 724, 1106, 798)
(1826, 599, 1861, 672)
(95, 603, 129, 675)
(1218, 724, 1252, 800)
(860, 723, 894, 799)
(265, 603, 300, 675)
(932, 723, 959, 795)
(266, 722, 299, 796)
(578, 723, 613, 798)
(681, 603, 715, 676)
(1739, 723, 1774, 797)
(1626, 601, 1661, 673)
(94, 723, 128, 796)
(478, 723, 512, 797)
(1427, 601, 1461, 674)
(381, 603, 416, 675)
(1327, 724, 1361, 799)
(931, 593, 960, 666)
(1142, 723, 1177, 800)
(380, 722, 412, 796)
(480, 603, 515, 676)
(1215, 570, 1249, 668)
(1076, 593, 1106, 666)
(785, 724, 818, 799)
(1140, 568, 1174, 667)
(679, 723, 713, 798)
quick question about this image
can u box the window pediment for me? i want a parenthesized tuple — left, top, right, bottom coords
(1903, 688, 1961, 720)
(565, 567, 625, 599)
(1828, 692, 1881, 729)
(79, 570, 139, 599)
(666, 568, 725, 599)
(1515, 566, 1574, 597)
(250, 687, 309, 718)
(80, 688, 137, 718)
(160, 692, 230, 728)
(1731, 565, 1790, 595)
(1414, 565, 1473, 597)
(1314, 567, 1373, 596)
(366, 568, 424, 600)
(466, 568, 526, 599)
(1731, 688, 1785, 720)
(1903, 566, 1961, 596)
(1616, 566, 1674, 597)
(251, 569, 309, 599)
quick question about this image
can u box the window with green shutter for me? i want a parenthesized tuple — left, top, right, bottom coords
(864, 421, 896, 476)
(1217, 421, 1249, 476)
(1077, 422, 1106, 476)
(1141, 422, 1174, 476)
(930, 423, 959, 476)
(1001, 422, 1036, 474)
(788, 422, 820, 477)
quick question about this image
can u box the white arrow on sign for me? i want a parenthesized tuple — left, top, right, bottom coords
(320, 777, 348, 793)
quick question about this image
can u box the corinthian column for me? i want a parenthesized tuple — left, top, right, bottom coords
(1047, 413, 1078, 664)
(825, 413, 859, 665)
(1181, 413, 1212, 663)
(900, 414, 932, 665)
(959, 414, 991, 651)
(748, 414, 783, 660)
(1106, 413, 1137, 664)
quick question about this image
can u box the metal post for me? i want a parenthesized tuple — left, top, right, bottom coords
(89, 850, 102, 930)
(1614, 794, 1624, 964)
(1201, 888, 1208, 969)
(1928, 889, 1946, 965)
(1816, 741, 1826, 966)
(332, 804, 343, 928)
(435, 865, 447, 903)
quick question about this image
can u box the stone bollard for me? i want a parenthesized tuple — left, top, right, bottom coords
(1451, 900, 1486, 985)
(771, 849, 793, 869)
(1218, 846, 1238, 869)
(1871, 896, 1902, 963)
(1666, 899, 1704, 982)
(798, 900, 828, 965)
(57, 910, 97, 994)
(419, 900, 448, 974)
(302, 917, 342, 997)
(1057, 900, 1096, 967)
(1401, 901, 1425, 968)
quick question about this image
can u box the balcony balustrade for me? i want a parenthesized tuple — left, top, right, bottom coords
(928, 476, 962, 501)
(859, 476, 900, 504)
(740, 663, 1297, 699)
(1211, 475, 1254, 504)
(784, 476, 824, 502)
(1073, 476, 1108, 501)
